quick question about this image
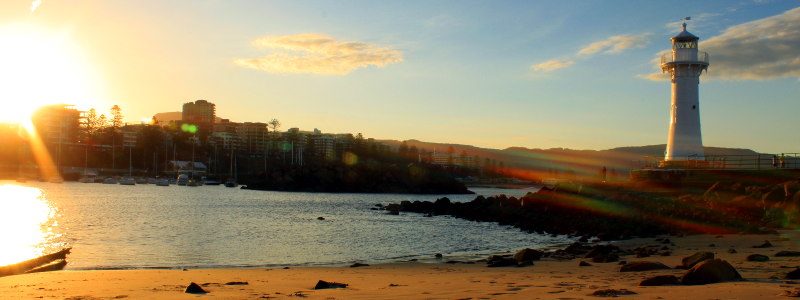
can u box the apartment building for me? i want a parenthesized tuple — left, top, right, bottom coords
(182, 100, 216, 124)
(237, 122, 269, 153)
(30, 104, 82, 144)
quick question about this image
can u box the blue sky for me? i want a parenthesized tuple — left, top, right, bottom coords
(1, 0, 798, 153)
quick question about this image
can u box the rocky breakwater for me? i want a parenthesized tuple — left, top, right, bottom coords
(380, 177, 800, 240)
(242, 163, 472, 194)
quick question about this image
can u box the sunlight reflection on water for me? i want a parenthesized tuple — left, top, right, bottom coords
(0, 184, 60, 266)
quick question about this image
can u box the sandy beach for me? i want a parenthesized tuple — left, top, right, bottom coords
(3, 231, 800, 299)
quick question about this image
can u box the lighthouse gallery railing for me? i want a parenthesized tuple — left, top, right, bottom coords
(661, 52, 709, 64)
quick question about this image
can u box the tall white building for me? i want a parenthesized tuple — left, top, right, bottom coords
(661, 22, 709, 161)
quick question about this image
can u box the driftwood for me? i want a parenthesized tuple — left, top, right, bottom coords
(0, 248, 71, 277)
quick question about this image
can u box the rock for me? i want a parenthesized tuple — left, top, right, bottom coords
(618, 261, 627, 265)
(777, 251, 800, 257)
(579, 261, 592, 266)
(589, 289, 636, 296)
(620, 261, 671, 272)
(184, 282, 207, 294)
(514, 248, 543, 262)
(488, 258, 518, 268)
(754, 240, 773, 248)
(746, 254, 770, 262)
(708, 244, 715, 247)
(681, 259, 742, 285)
(578, 236, 589, 243)
(787, 268, 800, 279)
(639, 275, 682, 286)
(314, 280, 348, 289)
(317, 217, 325, 220)
(434, 253, 443, 258)
(660, 251, 672, 256)
(727, 248, 737, 254)
(350, 263, 370, 268)
(764, 219, 785, 229)
(680, 252, 715, 269)
(661, 246, 670, 250)
(662, 238, 671, 244)
(224, 282, 249, 285)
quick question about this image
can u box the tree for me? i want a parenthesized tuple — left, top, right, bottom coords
(267, 119, 281, 153)
(447, 146, 455, 155)
(81, 108, 105, 140)
(110, 105, 123, 131)
(399, 141, 409, 154)
(408, 145, 418, 155)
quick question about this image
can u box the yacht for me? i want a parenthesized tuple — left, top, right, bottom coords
(186, 179, 199, 187)
(119, 177, 136, 185)
(148, 177, 157, 184)
(49, 176, 64, 184)
(15, 177, 27, 183)
(177, 174, 189, 186)
(136, 178, 149, 184)
(205, 179, 222, 186)
(79, 172, 98, 183)
(103, 177, 118, 184)
(156, 178, 170, 186)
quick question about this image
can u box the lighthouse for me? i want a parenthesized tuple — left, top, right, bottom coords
(662, 21, 709, 162)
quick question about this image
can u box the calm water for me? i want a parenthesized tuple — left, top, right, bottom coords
(0, 181, 570, 269)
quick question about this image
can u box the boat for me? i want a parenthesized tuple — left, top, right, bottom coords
(102, 177, 118, 184)
(205, 179, 221, 186)
(156, 178, 170, 186)
(185, 138, 201, 187)
(147, 177, 157, 184)
(15, 177, 27, 183)
(78, 177, 94, 183)
(136, 178, 148, 184)
(119, 177, 136, 185)
(177, 174, 189, 186)
(225, 147, 238, 188)
(49, 176, 63, 184)
(119, 147, 136, 185)
(186, 179, 199, 187)
(169, 178, 177, 184)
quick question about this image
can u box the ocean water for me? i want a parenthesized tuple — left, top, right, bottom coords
(0, 181, 572, 269)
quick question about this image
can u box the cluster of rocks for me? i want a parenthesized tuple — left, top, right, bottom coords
(380, 177, 800, 240)
(242, 163, 472, 194)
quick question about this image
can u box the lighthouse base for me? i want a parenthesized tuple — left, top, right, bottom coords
(659, 160, 710, 168)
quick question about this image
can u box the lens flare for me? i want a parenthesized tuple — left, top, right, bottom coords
(0, 185, 57, 266)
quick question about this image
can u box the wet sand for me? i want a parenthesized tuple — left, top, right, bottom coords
(3, 231, 800, 299)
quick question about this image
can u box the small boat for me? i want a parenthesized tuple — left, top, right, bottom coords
(147, 177, 157, 184)
(169, 178, 177, 184)
(38, 177, 47, 182)
(177, 174, 189, 186)
(205, 179, 221, 186)
(102, 177, 118, 184)
(186, 179, 199, 187)
(156, 178, 170, 186)
(78, 177, 94, 183)
(15, 177, 27, 183)
(119, 177, 136, 185)
(136, 178, 148, 184)
(225, 178, 237, 188)
(49, 177, 63, 184)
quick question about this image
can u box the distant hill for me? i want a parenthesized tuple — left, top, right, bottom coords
(378, 139, 760, 179)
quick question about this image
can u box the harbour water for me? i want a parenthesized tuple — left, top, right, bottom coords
(0, 181, 571, 269)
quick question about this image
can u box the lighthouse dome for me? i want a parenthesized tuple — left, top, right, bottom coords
(672, 23, 698, 40)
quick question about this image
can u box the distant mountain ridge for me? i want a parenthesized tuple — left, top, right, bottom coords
(377, 139, 761, 179)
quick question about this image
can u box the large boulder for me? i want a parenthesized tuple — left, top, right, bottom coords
(638, 275, 682, 286)
(681, 259, 742, 285)
(679, 252, 714, 269)
(514, 248, 543, 262)
(746, 254, 769, 262)
(620, 261, 671, 272)
(776, 251, 800, 257)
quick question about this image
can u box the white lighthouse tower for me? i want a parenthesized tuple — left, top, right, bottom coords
(662, 21, 709, 162)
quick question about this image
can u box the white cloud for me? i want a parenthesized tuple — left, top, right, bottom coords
(578, 34, 651, 55)
(640, 7, 800, 81)
(531, 60, 575, 72)
(235, 33, 403, 75)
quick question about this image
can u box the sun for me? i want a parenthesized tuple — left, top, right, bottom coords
(0, 24, 101, 124)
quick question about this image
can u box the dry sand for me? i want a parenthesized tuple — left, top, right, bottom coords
(4, 231, 800, 299)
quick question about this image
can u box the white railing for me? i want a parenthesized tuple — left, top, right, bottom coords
(661, 51, 708, 64)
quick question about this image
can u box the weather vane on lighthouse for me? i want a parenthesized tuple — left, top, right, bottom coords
(661, 17, 709, 165)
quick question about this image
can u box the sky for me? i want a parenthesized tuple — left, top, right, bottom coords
(0, 0, 798, 154)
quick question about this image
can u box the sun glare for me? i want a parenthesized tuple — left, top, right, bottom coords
(0, 25, 99, 124)
(0, 185, 57, 266)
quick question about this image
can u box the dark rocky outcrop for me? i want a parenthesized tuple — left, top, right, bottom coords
(514, 248, 543, 262)
(746, 254, 770, 262)
(350, 263, 370, 268)
(579, 261, 592, 267)
(638, 275, 681, 286)
(620, 261, 671, 272)
(589, 289, 636, 296)
(754, 240, 773, 248)
(487, 256, 518, 268)
(777, 251, 800, 257)
(184, 282, 207, 294)
(681, 259, 742, 285)
(679, 252, 714, 269)
(786, 268, 800, 279)
(314, 280, 348, 289)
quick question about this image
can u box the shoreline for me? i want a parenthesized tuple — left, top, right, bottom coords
(4, 232, 800, 299)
